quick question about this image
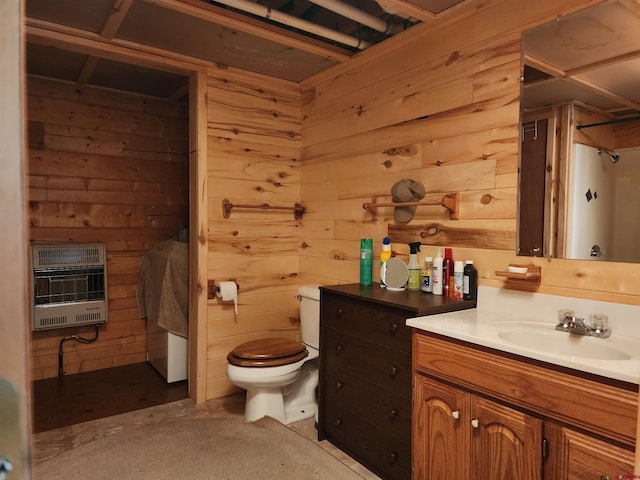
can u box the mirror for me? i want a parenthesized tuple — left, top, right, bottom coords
(519, 1, 640, 263)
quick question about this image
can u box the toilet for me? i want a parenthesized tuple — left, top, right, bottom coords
(226, 285, 320, 425)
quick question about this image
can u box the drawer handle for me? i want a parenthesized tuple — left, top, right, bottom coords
(336, 307, 343, 318)
(389, 366, 398, 377)
(335, 381, 342, 391)
(388, 408, 398, 420)
(451, 410, 460, 420)
(599, 477, 609, 480)
(471, 418, 480, 429)
(387, 451, 397, 464)
(389, 322, 398, 334)
(333, 418, 342, 427)
(336, 344, 343, 353)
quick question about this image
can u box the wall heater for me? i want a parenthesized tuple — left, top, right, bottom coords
(30, 244, 108, 331)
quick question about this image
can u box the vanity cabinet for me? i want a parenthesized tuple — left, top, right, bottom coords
(318, 283, 475, 480)
(414, 374, 542, 480)
(412, 331, 638, 480)
(543, 423, 635, 480)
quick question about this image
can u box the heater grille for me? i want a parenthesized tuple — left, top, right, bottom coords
(33, 245, 104, 268)
(31, 244, 108, 331)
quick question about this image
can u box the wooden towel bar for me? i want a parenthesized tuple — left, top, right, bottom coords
(362, 193, 460, 221)
(222, 199, 305, 220)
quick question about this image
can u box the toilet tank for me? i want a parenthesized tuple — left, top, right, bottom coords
(297, 285, 320, 350)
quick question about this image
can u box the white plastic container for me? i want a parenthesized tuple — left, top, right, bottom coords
(453, 260, 464, 299)
(432, 248, 443, 295)
(421, 257, 433, 293)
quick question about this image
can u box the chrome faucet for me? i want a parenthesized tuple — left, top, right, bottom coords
(555, 311, 610, 338)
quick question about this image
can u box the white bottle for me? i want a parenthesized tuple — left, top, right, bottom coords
(421, 257, 433, 293)
(432, 248, 444, 295)
(453, 260, 464, 299)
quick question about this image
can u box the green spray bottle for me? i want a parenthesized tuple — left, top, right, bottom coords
(359, 238, 373, 286)
(407, 242, 421, 291)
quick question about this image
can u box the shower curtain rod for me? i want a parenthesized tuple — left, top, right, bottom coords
(576, 115, 640, 130)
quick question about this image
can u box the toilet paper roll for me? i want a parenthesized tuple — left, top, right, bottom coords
(216, 281, 238, 315)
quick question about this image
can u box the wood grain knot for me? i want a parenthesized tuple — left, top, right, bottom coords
(383, 145, 416, 156)
(420, 224, 441, 238)
(481, 194, 493, 204)
(446, 51, 460, 65)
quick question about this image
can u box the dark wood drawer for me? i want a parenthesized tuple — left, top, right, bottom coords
(322, 326, 412, 399)
(321, 293, 412, 353)
(323, 401, 411, 480)
(318, 286, 477, 480)
(323, 367, 411, 441)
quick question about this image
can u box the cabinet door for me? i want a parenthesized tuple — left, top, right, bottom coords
(413, 374, 470, 480)
(544, 423, 635, 480)
(470, 395, 543, 480)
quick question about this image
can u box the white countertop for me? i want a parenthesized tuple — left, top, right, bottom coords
(406, 287, 640, 384)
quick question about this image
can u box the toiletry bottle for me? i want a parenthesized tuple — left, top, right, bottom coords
(407, 242, 421, 291)
(432, 248, 443, 295)
(463, 260, 478, 301)
(360, 238, 373, 286)
(379, 237, 391, 288)
(443, 247, 454, 297)
(453, 260, 464, 299)
(421, 256, 433, 293)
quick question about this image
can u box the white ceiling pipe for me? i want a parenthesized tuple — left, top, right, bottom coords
(373, 0, 418, 22)
(307, 0, 405, 35)
(211, 0, 371, 49)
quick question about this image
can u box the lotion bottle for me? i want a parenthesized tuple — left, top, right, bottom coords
(432, 248, 444, 295)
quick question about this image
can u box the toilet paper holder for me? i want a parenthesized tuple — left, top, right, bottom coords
(207, 279, 239, 300)
(208, 279, 239, 315)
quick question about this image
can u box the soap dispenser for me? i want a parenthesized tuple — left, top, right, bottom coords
(407, 242, 421, 291)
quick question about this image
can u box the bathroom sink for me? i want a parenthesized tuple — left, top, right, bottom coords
(496, 329, 632, 361)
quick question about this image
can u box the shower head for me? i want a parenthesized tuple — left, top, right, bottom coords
(598, 148, 620, 164)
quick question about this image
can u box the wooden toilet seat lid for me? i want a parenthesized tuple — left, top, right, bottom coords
(227, 338, 308, 367)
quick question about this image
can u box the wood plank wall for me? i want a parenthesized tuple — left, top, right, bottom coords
(204, 67, 303, 398)
(27, 77, 189, 380)
(298, 0, 640, 306)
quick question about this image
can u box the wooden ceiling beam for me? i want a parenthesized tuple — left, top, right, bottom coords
(168, 82, 190, 101)
(523, 53, 566, 79)
(102, 0, 134, 39)
(27, 18, 215, 75)
(565, 49, 640, 77)
(25, 18, 301, 90)
(524, 51, 640, 115)
(76, 0, 135, 87)
(374, 0, 437, 21)
(76, 56, 102, 86)
(565, 76, 640, 114)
